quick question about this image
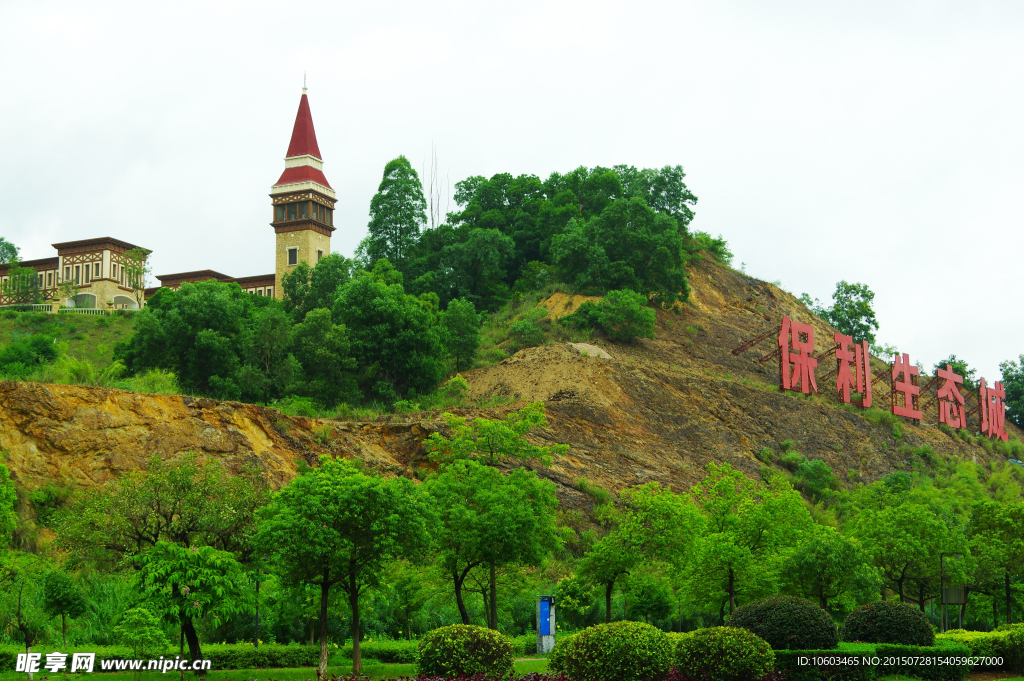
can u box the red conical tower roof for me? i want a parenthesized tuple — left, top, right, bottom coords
(273, 88, 332, 190)
(286, 92, 322, 159)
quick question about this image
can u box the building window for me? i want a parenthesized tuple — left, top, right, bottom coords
(287, 248, 298, 266)
(287, 203, 297, 221)
(64, 266, 71, 282)
(299, 202, 308, 219)
(327, 208, 333, 225)
(317, 249, 323, 263)
(267, 287, 273, 297)
(38, 273, 43, 288)
(84, 265, 90, 284)
(275, 205, 285, 222)
(94, 262, 101, 278)
(47, 272, 53, 288)
(74, 265, 80, 284)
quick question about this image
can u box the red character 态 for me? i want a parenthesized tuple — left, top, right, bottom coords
(935, 364, 966, 429)
(779, 316, 817, 394)
(834, 333, 872, 407)
(891, 353, 923, 420)
(979, 378, 1008, 441)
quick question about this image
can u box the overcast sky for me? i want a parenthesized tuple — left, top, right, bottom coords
(1, 0, 1021, 381)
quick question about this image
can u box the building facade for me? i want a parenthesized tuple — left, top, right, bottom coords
(0, 88, 333, 309)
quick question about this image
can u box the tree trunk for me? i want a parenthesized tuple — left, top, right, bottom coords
(349, 574, 362, 676)
(820, 594, 828, 610)
(181, 614, 203, 665)
(727, 568, 736, 616)
(453, 568, 472, 625)
(918, 583, 927, 612)
(1008, 572, 1013, 625)
(318, 580, 330, 679)
(488, 562, 498, 630)
(605, 581, 614, 623)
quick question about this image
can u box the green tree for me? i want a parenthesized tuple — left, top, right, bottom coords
(0, 459, 19, 545)
(440, 297, 482, 371)
(934, 354, 978, 389)
(624, 571, 673, 624)
(282, 254, 354, 321)
(237, 306, 297, 405)
(444, 228, 515, 310)
(256, 458, 431, 675)
(359, 156, 427, 269)
(291, 307, 356, 407)
(687, 464, 811, 619)
(121, 247, 153, 310)
(42, 571, 87, 647)
(551, 197, 690, 307)
(567, 289, 656, 343)
(114, 607, 168, 658)
(779, 526, 879, 610)
(425, 402, 569, 466)
(823, 281, 879, 343)
(969, 501, 1024, 625)
(55, 453, 269, 565)
(333, 265, 446, 399)
(424, 459, 558, 628)
(0, 238, 18, 265)
(0, 553, 51, 655)
(793, 459, 839, 503)
(1000, 355, 1024, 428)
(554, 574, 596, 628)
(138, 542, 243, 667)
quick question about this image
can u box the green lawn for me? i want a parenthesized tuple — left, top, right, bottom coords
(0, 311, 134, 369)
(0, 659, 548, 681)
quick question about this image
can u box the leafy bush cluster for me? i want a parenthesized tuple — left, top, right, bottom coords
(549, 621, 672, 681)
(416, 625, 514, 678)
(340, 639, 418, 663)
(841, 600, 934, 646)
(673, 627, 774, 681)
(728, 595, 838, 650)
(939, 624, 1024, 672)
(564, 289, 656, 343)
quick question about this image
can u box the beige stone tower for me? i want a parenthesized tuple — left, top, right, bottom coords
(270, 87, 335, 299)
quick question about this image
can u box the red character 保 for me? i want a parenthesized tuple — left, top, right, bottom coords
(779, 316, 817, 394)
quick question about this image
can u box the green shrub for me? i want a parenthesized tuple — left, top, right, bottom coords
(565, 290, 655, 343)
(509, 320, 544, 349)
(549, 621, 671, 681)
(674, 626, 774, 681)
(340, 639, 419, 663)
(793, 460, 838, 502)
(939, 625, 1024, 671)
(416, 624, 514, 678)
(842, 600, 934, 646)
(728, 595, 839, 650)
(876, 643, 971, 681)
(779, 451, 806, 471)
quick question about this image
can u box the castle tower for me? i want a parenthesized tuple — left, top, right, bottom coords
(271, 87, 335, 299)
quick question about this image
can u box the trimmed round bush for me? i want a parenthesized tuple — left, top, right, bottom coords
(416, 624, 514, 678)
(841, 600, 934, 646)
(549, 621, 672, 681)
(674, 627, 774, 681)
(728, 595, 839, 650)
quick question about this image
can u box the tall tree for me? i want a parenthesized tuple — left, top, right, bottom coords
(256, 458, 431, 675)
(424, 460, 558, 628)
(282, 253, 353, 321)
(42, 571, 87, 648)
(137, 542, 243, 667)
(360, 156, 427, 269)
(237, 306, 297, 405)
(440, 297, 482, 372)
(291, 307, 356, 407)
(121, 247, 152, 309)
(779, 526, 879, 610)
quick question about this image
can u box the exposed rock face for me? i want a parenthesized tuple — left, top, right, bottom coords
(0, 259, 1017, 503)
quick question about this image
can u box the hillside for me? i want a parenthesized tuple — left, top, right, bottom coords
(1, 259, 1020, 502)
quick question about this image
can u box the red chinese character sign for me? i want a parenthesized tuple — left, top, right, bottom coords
(979, 378, 1008, 441)
(891, 353, 923, 420)
(778, 316, 817, 394)
(935, 364, 966, 429)
(834, 333, 872, 407)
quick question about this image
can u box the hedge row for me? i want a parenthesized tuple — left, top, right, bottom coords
(774, 643, 972, 681)
(340, 640, 419, 663)
(938, 624, 1024, 672)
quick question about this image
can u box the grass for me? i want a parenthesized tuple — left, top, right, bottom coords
(0, 310, 134, 371)
(0, 659, 550, 681)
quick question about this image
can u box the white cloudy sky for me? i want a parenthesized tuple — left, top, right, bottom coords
(1, 0, 1022, 380)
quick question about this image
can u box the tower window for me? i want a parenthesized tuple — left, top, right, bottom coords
(317, 249, 323, 262)
(275, 205, 285, 222)
(288, 248, 298, 266)
(300, 202, 308, 219)
(327, 208, 333, 226)
(288, 204, 297, 221)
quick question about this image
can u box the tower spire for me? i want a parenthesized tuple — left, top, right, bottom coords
(303, 71, 307, 95)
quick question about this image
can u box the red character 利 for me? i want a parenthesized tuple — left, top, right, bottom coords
(935, 364, 966, 429)
(891, 353, 923, 420)
(834, 333, 872, 407)
(779, 316, 817, 394)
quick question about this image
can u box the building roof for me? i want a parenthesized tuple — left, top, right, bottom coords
(229, 274, 276, 286)
(0, 257, 59, 273)
(285, 93, 323, 160)
(156, 270, 232, 284)
(273, 165, 333, 189)
(52, 237, 150, 254)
